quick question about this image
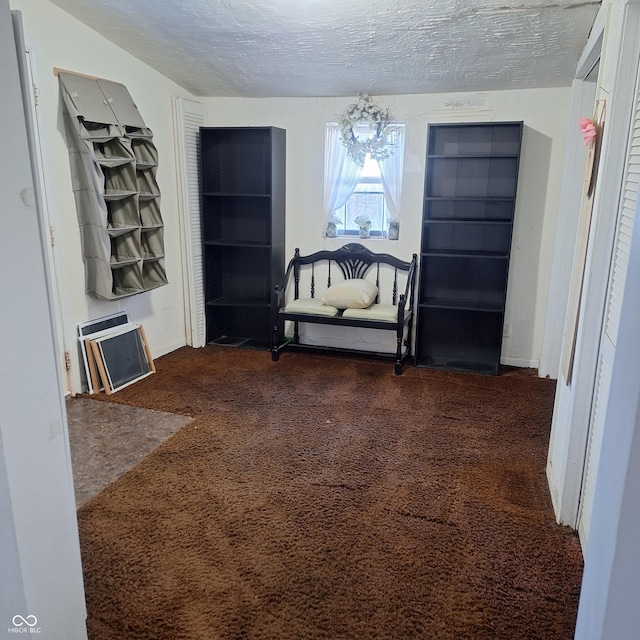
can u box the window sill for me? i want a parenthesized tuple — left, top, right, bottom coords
(329, 233, 397, 241)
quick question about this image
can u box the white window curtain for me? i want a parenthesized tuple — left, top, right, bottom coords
(378, 124, 405, 239)
(323, 123, 362, 236)
(323, 122, 405, 239)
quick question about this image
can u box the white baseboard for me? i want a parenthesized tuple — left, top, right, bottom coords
(501, 356, 539, 370)
(546, 459, 562, 524)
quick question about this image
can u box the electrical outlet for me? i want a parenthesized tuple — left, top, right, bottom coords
(503, 323, 511, 338)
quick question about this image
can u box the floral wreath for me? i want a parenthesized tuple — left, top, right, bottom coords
(338, 94, 397, 166)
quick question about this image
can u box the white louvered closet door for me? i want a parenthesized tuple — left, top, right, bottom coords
(173, 97, 206, 348)
(578, 72, 640, 548)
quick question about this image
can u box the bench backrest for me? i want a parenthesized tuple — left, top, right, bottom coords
(290, 243, 416, 306)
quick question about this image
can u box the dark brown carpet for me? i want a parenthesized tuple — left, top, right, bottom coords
(77, 346, 583, 640)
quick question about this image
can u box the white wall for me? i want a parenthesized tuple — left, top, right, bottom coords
(9, 0, 570, 383)
(10, 0, 200, 393)
(1, 1, 86, 636)
(204, 89, 569, 368)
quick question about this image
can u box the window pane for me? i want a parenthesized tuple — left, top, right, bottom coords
(336, 156, 386, 235)
(361, 154, 381, 178)
(345, 193, 385, 231)
(332, 153, 390, 236)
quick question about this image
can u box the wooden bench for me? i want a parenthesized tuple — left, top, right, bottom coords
(271, 243, 417, 374)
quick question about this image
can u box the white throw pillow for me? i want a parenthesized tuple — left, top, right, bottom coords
(321, 279, 378, 309)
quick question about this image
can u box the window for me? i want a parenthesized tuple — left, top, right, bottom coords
(333, 155, 388, 237)
(324, 123, 405, 240)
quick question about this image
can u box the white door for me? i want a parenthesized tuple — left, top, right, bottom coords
(578, 63, 640, 546)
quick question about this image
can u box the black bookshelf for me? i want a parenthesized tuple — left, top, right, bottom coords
(415, 122, 523, 374)
(200, 127, 286, 349)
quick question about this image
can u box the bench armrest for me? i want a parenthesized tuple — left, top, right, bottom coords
(400, 254, 418, 314)
(274, 256, 296, 308)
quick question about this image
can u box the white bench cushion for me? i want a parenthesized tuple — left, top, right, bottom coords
(342, 304, 398, 323)
(283, 297, 339, 317)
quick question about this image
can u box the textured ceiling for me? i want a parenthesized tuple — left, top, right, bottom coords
(48, 0, 600, 98)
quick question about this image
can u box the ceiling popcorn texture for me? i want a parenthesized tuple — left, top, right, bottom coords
(49, 0, 600, 97)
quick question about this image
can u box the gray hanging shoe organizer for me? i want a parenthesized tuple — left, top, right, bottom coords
(59, 72, 167, 300)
